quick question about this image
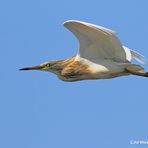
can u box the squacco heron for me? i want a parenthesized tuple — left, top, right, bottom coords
(20, 20, 148, 81)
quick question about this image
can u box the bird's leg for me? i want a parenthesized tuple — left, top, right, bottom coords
(125, 64, 148, 77)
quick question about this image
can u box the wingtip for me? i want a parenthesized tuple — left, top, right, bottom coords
(63, 20, 83, 27)
(63, 20, 79, 24)
(63, 20, 115, 34)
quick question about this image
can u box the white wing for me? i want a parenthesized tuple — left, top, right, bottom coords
(122, 46, 132, 62)
(64, 20, 129, 63)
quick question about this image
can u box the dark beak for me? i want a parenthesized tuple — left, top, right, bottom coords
(19, 65, 43, 71)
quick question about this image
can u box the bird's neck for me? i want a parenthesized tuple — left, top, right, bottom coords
(50, 56, 76, 74)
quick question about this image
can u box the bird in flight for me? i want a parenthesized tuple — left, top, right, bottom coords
(20, 20, 148, 81)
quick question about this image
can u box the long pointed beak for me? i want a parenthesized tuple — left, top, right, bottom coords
(19, 65, 43, 71)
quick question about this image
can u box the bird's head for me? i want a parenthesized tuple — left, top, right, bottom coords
(19, 60, 64, 74)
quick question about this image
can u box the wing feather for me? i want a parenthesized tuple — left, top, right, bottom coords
(64, 20, 128, 63)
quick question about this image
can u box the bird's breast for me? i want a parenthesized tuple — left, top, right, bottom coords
(59, 59, 92, 81)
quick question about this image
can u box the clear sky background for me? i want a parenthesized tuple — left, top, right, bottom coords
(0, 0, 148, 148)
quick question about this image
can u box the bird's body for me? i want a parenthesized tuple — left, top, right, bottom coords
(20, 20, 148, 81)
(56, 56, 128, 81)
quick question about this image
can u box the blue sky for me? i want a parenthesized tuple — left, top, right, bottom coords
(0, 0, 148, 148)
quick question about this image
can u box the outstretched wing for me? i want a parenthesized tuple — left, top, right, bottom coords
(64, 20, 129, 63)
